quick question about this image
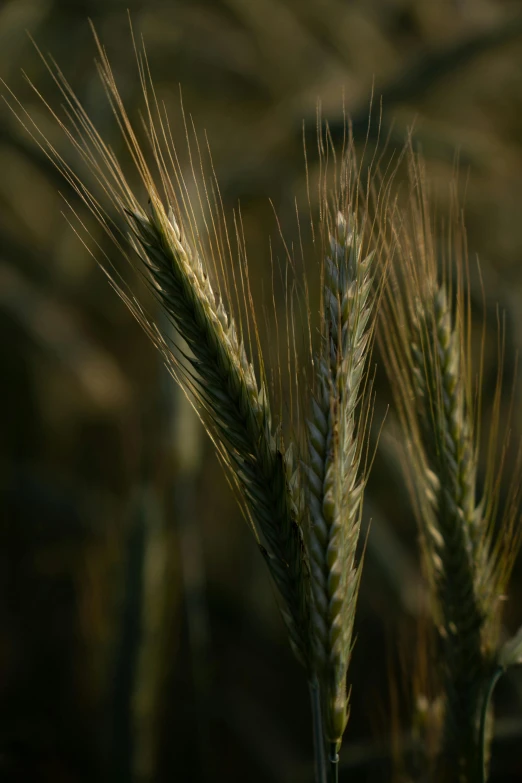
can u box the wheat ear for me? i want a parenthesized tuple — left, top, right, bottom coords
(305, 211, 374, 767)
(411, 284, 485, 778)
(380, 153, 521, 782)
(7, 36, 313, 671)
(127, 198, 311, 667)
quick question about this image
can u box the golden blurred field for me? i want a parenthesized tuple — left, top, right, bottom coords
(2, 1, 522, 781)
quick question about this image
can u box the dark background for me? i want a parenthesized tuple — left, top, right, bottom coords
(2, 1, 522, 781)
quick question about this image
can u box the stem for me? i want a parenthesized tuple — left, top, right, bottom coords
(478, 666, 503, 783)
(328, 742, 339, 783)
(309, 678, 327, 783)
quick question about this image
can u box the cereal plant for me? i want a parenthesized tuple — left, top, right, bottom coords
(4, 23, 522, 783)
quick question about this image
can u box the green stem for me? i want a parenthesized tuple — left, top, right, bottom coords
(328, 742, 339, 783)
(309, 678, 327, 783)
(478, 666, 503, 783)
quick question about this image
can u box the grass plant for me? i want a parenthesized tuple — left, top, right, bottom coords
(306, 208, 375, 780)
(3, 23, 522, 783)
(380, 153, 522, 782)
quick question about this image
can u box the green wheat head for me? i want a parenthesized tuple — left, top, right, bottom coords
(127, 198, 312, 669)
(306, 210, 374, 753)
(380, 154, 521, 781)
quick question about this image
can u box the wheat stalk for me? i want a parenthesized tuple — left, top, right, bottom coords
(4, 30, 315, 673)
(380, 153, 521, 782)
(411, 284, 485, 778)
(305, 209, 375, 774)
(128, 198, 312, 667)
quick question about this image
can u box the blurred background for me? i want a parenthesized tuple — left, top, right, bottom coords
(2, 0, 522, 781)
